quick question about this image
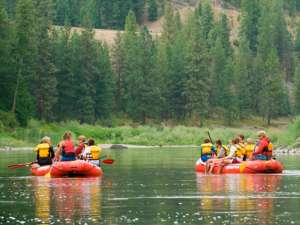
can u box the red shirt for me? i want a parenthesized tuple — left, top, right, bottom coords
(75, 143, 85, 156)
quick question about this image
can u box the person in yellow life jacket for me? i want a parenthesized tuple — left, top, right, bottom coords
(82, 138, 101, 166)
(237, 134, 246, 160)
(199, 139, 216, 163)
(244, 138, 255, 160)
(35, 136, 55, 166)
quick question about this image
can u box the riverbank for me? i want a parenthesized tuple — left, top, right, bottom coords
(0, 117, 299, 149)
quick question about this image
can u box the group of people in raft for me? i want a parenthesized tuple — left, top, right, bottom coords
(34, 131, 102, 167)
(199, 130, 273, 174)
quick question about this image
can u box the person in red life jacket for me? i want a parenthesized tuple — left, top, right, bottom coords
(75, 135, 86, 159)
(55, 131, 76, 161)
(253, 130, 273, 160)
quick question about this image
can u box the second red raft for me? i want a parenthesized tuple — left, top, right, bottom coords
(195, 159, 283, 174)
(30, 160, 103, 177)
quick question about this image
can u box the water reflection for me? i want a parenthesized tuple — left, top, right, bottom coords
(34, 177, 51, 225)
(33, 177, 102, 224)
(196, 174, 282, 225)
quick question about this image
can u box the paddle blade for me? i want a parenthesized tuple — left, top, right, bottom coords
(7, 162, 34, 169)
(102, 159, 114, 164)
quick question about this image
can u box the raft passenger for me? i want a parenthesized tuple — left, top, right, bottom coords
(34, 136, 55, 166)
(82, 138, 101, 166)
(215, 138, 243, 174)
(244, 138, 255, 160)
(55, 131, 76, 161)
(205, 139, 228, 174)
(75, 135, 86, 159)
(199, 139, 216, 163)
(253, 131, 273, 160)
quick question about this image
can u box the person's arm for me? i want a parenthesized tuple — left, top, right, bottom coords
(217, 147, 225, 158)
(226, 146, 236, 158)
(55, 141, 63, 160)
(75, 143, 84, 156)
(49, 146, 55, 159)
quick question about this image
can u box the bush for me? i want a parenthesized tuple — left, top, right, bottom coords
(0, 110, 19, 129)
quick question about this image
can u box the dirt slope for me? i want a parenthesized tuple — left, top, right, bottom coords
(68, 1, 240, 46)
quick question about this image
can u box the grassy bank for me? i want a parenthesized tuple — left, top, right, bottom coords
(1, 118, 298, 148)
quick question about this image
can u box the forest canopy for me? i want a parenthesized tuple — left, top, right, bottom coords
(0, 0, 299, 128)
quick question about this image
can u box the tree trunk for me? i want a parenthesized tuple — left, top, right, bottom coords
(11, 74, 20, 113)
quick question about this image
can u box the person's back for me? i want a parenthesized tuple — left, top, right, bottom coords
(82, 138, 101, 166)
(200, 139, 215, 162)
(35, 136, 54, 166)
(244, 138, 255, 160)
(56, 131, 76, 161)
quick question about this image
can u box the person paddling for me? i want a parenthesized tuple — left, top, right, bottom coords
(34, 136, 55, 166)
(253, 131, 273, 160)
(55, 131, 76, 161)
(82, 138, 102, 166)
(199, 139, 216, 163)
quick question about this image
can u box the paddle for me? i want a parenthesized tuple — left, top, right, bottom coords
(207, 131, 214, 144)
(7, 161, 35, 169)
(100, 155, 114, 164)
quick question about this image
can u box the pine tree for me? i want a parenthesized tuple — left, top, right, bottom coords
(95, 43, 115, 121)
(239, 0, 260, 53)
(34, 0, 57, 121)
(111, 32, 126, 112)
(12, 0, 37, 126)
(260, 48, 287, 125)
(52, 23, 75, 121)
(184, 14, 210, 125)
(0, 2, 13, 111)
(199, 0, 214, 41)
(148, 0, 157, 21)
(74, 18, 98, 124)
(234, 36, 253, 117)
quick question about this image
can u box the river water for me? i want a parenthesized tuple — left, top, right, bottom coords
(0, 148, 299, 225)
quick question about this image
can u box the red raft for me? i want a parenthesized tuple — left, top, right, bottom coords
(30, 160, 103, 177)
(195, 159, 283, 174)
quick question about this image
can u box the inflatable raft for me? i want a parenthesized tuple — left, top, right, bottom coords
(30, 160, 103, 177)
(195, 159, 283, 174)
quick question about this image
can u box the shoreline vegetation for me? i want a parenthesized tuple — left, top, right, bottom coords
(1, 117, 300, 150)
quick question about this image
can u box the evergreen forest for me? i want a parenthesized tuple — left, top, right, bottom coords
(1, 0, 300, 129)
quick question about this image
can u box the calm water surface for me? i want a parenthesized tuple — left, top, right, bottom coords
(0, 148, 300, 225)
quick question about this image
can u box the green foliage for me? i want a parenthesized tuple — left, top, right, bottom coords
(148, 0, 158, 21)
(294, 64, 300, 113)
(0, 110, 18, 129)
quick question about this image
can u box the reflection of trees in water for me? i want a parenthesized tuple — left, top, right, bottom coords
(196, 174, 282, 225)
(33, 177, 102, 224)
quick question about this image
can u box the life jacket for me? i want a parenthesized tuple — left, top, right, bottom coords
(216, 145, 229, 157)
(35, 143, 50, 158)
(87, 145, 101, 160)
(235, 144, 244, 158)
(244, 144, 255, 158)
(223, 145, 230, 156)
(263, 142, 273, 158)
(62, 140, 75, 155)
(201, 143, 213, 155)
